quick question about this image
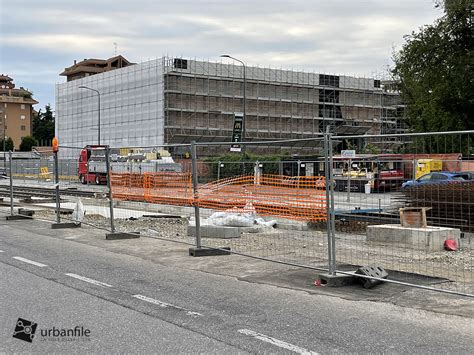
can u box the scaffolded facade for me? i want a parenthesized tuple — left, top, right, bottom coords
(56, 57, 404, 153)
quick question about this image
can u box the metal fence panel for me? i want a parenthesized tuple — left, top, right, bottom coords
(328, 132, 473, 296)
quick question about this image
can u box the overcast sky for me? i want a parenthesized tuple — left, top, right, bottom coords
(0, 0, 442, 110)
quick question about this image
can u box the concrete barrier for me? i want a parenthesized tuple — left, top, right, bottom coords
(367, 224, 461, 251)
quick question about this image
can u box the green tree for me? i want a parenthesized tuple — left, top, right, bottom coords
(0, 137, 14, 151)
(392, 0, 473, 132)
(33, 104, 55, 144)
(19, 136, 38, 152)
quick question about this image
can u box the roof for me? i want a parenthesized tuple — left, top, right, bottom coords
(0, 74, 13, 82)
(60, 55, 134, 76)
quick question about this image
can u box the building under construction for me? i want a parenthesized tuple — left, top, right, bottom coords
(56, 56, 404, 155)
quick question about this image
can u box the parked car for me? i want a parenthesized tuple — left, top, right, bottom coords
(401, 171, 472, 189)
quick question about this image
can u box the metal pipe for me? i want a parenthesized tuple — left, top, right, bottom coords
(9, 151, 13, 216)
(332, 129, 474, 140)
(105, 147, 115, 232)
(54, 150, 60, 223)
(323, 130, 333, 275)
(347, 158, 351, 203)
(190, 141, 201, 249)
(328, 136, 337, 275)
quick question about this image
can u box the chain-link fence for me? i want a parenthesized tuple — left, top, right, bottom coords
(1, 130, 473, 297)
(326, 131, 473, 296)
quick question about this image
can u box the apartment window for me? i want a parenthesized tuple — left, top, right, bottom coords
(20, 104, 26, 110)
(21, 125, 26, 131)
(20, 115, 26, 120)
(374, 80, 381, 88)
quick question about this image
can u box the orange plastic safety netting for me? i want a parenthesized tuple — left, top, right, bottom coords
(110, 173, 146, 201)
(111, 173, 326, 222)
(196, 175, 326, 222)
(143, 172, 193, 206)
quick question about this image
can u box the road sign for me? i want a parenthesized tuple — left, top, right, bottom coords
(230, 113, 243, 152)
(341, 150, 356, 158)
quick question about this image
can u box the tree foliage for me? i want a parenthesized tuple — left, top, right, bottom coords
(392, 0, 473, 132)
(205, 152, 289, 178)
(33, 104, 55, 144)
(19, 136, 38, 152)
(0, 137, 14, 151)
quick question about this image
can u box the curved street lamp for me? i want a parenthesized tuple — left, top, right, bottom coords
(220, 54, 247, 148)
(78, 86, 101, 145)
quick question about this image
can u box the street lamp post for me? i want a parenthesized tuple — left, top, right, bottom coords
(220, 54, 247, 156)
(78, 86, 101, 145)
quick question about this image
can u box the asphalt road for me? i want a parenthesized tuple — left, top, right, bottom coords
(1, 219, 473, 353)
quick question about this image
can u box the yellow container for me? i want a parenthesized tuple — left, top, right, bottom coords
(416, 159, 442, 179)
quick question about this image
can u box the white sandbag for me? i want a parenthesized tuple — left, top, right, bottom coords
(72, 199, 85, 223)
(255, 217, 277, 228)
(207, 210, 255, 227)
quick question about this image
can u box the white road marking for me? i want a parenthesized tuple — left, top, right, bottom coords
(64, 236, 78, 240)
(132, 294, 203, 317)
(0, 250, 4, 252)
(12, 256, 48, 267)
(65, 273, 113, 288)
(238, 329, 319, 355)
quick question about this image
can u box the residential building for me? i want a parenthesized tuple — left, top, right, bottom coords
(56, 57, 404, 155)
(60, 55, 134, 82)
(0, 75, 38, 149)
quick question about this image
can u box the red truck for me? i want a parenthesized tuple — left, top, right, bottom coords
(78, 145, 108, 184)
(78, 145, 182, 184)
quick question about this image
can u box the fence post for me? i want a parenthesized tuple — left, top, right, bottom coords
(105, 146, 115, 233)
(54, 150, 60, 224)
(9, 151, 13, 217)
(191, 141, 201, 249)
(189, 141, 230, 257)
(5, 150, 29, 221)
(328, 136, 337, 275)
(347, 158, 352, 202)
(323, 131, 334, 274)
(104, 146, 138, 240)
(51, 144, 80, 229)
(317, 131, 353, 286)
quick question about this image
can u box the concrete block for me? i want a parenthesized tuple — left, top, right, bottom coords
(106, 232, 140, 240)
(367, 224, 461, 251)
(6, 215, 30, 220)
(189, 247, 231, 257)
(317, 273, 356, 287)
(187, 225, 260, 239)
(18, 208, 35, 217)
(275, 223, 309, 231)
(51, 222, 81, 229)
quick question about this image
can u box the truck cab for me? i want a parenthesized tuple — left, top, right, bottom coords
(78, 145, 108, 184)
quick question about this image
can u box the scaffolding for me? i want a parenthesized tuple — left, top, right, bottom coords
(55, 56, 405, 156)
(162, 57, 405, 155)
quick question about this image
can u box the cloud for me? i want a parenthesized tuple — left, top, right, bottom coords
(0, 0, 442, 108)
